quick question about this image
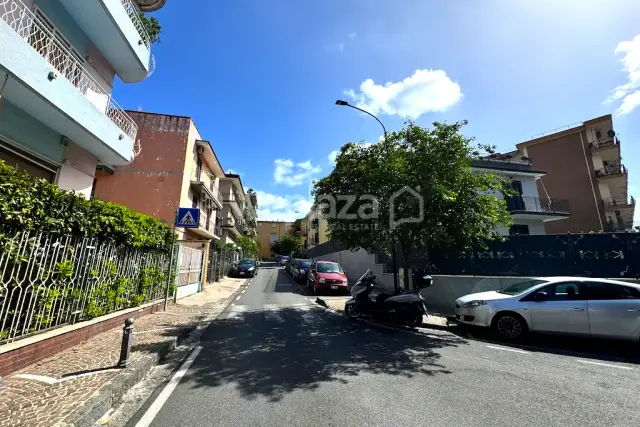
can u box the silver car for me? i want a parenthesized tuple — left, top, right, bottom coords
(454, 276, 640, 341)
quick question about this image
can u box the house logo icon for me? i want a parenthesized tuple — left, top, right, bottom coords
(389, 186, 424, 230)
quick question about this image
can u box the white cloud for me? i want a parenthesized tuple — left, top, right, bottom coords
(348, 32, 357, 39)
(255, 190, 313, 221)
(604, 34, 640, 115)
(273, 158, 322, 186)
(338, 42, 344, 52)
(344, 69, 463, 119)
(328, 150, 339, 165)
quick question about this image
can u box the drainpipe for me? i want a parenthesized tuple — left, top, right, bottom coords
(579, 131, 604, 230)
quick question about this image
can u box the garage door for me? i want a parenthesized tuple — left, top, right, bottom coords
(0, 142, 57, 182)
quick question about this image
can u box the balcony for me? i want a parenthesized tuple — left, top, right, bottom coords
(505, 196, 571, 221)
(57, 0, 153, 82)
(0, 0, 136, 165)
(602, 196, 635, 209)
(220, 216, 235, 228)
(187, 209, 220, 240)
(604, 217, 633, 232)
(223, 192, 244, 218)
(190, 168, 222, 209)
(596, 163, 627, 179)
(590, 137, 619, 152)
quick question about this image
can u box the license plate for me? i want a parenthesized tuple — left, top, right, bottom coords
(239, 272, 245, 275)
(330, 285, 338, 289)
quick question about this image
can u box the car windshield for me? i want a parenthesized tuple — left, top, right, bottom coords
(317, 263, 343, 273)
(238, 259, 255, 266)
(299, 260, 312, 267)
(497, 279, 548, 295)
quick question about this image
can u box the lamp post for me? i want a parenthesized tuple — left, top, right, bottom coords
(334, 100, 399, 291)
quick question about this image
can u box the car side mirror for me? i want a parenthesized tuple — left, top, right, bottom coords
(532, 291, 548, 301)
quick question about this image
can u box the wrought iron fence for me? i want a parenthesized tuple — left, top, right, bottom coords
(506, 196, 571, 214)
(0, 0, 138, 140)
(0, 230, 170, 344)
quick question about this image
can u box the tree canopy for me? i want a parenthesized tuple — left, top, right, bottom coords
(235, 235, 260, 259)
(271, 234, 300, 256)
(312, 120, 513, 288)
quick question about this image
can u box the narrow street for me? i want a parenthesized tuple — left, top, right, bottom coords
(127, 265, 640, 427)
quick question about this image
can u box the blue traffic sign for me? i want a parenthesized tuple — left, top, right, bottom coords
(175, 208, 200, 228)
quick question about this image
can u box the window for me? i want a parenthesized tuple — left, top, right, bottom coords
(509, 225, 530, 236)
(269, 233, 277, 243)
(510, 180, 523, 195)
(30, 9, 84, 87)
(192, 195, 199, 209)
(316, 263, 344, 274)
(585, 282, 640, 300)
(0, 142, 57, 182)
(526, 282, 583, 301)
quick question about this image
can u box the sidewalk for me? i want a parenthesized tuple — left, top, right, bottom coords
(0, 277, 246, 427)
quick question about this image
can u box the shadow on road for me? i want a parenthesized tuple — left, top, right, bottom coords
(185, 307, 466, 402)
(459, 325, 640, 364)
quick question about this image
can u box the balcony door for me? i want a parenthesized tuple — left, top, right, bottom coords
(506, 180, 525, 211)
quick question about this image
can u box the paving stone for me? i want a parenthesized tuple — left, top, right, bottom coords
(0, 278, 243, 427)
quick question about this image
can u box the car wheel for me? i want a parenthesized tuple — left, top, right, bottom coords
(493, 312, 527, 340)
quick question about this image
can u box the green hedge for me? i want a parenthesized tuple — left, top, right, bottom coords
(0, 160, 172, 251)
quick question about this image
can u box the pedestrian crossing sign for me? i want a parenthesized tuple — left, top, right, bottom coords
(175, 207, 200, 228)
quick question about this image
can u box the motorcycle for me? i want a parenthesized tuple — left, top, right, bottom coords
(344, 269, 433, 327)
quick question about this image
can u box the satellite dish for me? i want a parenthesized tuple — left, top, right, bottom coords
(607, 129, 616, 138)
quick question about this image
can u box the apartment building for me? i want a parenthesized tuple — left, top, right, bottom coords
(304, 205, 330, 250)
(257, 221, 294, 259)
(93, 111, 230, 243)
(495, 114, 634, 233)
(471, 159, 570, 235)
(0, 0, 154, 198)
(219, 173, 253, 246)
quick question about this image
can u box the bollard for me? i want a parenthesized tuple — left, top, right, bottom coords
(117, 318, 135, 368)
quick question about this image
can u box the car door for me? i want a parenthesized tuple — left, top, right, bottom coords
(524, 281, 590, 335)
(584, 282, 640, 340)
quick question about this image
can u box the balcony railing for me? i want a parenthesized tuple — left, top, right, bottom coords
(506, 196, 571, 215)
(119, 0, 152, 48)
(596, 164, 627, 178)
(602, 196, 635, 209)
(590, 137, 619, 151)
(604, 217, 633, 232)
(0, 0, 138, 140)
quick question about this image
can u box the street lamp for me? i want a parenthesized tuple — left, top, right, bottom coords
(334, 100, 399, 290)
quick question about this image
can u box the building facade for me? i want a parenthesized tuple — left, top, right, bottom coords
(471, 159, 571, 235)
(256, 221, 294, 259)
(0, 0, 154, 198)
(93, 111, 235, 243)
(304, 205, 330, 250)
(497, 114, 634, 233)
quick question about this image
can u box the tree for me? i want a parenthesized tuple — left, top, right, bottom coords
(235, 236, 259, 259)
(312, 120, 513, 289)
(271, 234, 300, 256)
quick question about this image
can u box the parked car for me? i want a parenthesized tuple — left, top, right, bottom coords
(278, 256, 289, 266)
(293, 259, 312, 283)
(233, 258, 258, 278)
(455, 276, 640, 342)
(284, 257, 296, 274)
(307, 261, 348, 295)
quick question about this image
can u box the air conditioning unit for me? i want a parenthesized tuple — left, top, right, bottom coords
(196, 146, 205, 154)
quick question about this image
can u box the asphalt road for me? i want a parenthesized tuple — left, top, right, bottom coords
(127, 265, 640, 427)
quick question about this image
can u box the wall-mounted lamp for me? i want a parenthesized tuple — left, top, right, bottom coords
(119, 134, 125, 140)
(48, 71, 57, 81)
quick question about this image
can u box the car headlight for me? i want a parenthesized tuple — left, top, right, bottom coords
(299, 269, 305, 274)
(248, 267, 255, 271)
(319, 277, 326, 283)
(461, 300, 487, 308)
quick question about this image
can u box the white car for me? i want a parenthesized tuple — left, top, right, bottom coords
(455, 276, 640, 341)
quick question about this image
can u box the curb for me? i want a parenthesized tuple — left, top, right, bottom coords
(58, 279, 249, 427)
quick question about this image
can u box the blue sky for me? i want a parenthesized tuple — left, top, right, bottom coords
(115, 0, 640, 222)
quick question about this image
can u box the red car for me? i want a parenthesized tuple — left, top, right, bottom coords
(307, 261, 349, 295)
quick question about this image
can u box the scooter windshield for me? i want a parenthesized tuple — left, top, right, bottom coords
(356, 269, 371, 284)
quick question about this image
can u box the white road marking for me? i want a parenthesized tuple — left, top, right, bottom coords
(263, 304, 284, 323)
(14, 374, 57, 384)
(135, 346, 203, 427)
(577, 359, 632, 370)
(241, 289, 246, 294)
(227, 305, 248, 319)
(486, 345, 531, 354)
(235, 295, 241, 301)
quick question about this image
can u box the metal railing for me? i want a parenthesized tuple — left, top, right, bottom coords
(120, 0, 152, 48)
(506, 196, 571, 214)
(0, 230, 170, 344)
(602, 196, 635, 208)
(590, 137, 619, 150)
(596, 164, 627, 177)
(0, 0, 138, 140)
